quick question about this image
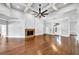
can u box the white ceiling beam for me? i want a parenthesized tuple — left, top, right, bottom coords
(0, 4, 23, 18)
(49, 3, 58, 11)
(0, 18, 20, 25)
(30, 7, 38, 12)
(17, 3, 27, 7)
(24, 3, 33, 12)
(6, 3, 11, 8)
(43, 4, 76, 21)
(41, 4, 51, 12)
(0, 17, 20, 22)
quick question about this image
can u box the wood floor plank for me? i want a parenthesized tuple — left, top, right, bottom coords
(0, 35, 79, 55)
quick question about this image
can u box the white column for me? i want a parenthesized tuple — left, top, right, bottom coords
(43, 21, 46, 34)
(6, 21, 8, 38)
(0, 24, 1, 37)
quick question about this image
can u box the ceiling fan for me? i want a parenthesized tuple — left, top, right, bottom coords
(32, 4, 48, 18)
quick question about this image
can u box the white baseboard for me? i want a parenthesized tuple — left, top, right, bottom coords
(35, 33, 43, 36)
(3, 36, 25, 38)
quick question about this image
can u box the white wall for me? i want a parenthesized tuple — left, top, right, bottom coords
(0, 15, 75, 38)
(1, 22, 25, 38)
(70, 22, 77, 35)
(42, 17, 70, 37)
(61, 19, 70, 37)
(75, 8, 79, 36)
(24, 14, 44, 35)
(4, 14, 44, 38)
(8, 19, 25, 38)
(0, 24, 1, 33)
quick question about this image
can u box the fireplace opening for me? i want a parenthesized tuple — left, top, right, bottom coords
(25, 29, 35, 38)
(27, 31, 34, 36)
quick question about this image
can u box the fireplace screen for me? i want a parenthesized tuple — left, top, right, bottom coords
(25, 29, 35, 38)
(27, 30, 34, 36)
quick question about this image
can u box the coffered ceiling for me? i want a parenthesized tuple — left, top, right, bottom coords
(0, 3, 72, 15)
(0, 3, 78, 25)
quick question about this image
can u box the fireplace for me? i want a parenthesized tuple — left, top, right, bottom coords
(25, 29, 35, 38)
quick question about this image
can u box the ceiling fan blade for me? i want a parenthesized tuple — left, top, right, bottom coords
(43, 13, 48, 15)
(35, 14, 39, 17)
(41, 13, 45, 17)
(32, 10, 39, 14)
(42, 10, 48, 14)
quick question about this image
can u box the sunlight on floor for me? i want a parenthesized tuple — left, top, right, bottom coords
(74, 35, 79, 45)
(51, 44, 58, 52)
(37, 50, 42, 55)
(56, 36, 62, 46)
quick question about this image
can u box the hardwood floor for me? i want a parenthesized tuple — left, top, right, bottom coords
(0, 35, 79, 55)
